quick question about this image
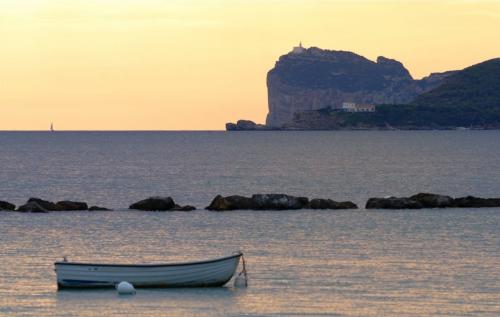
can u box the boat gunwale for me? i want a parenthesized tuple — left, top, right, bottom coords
(54, 252, 242, 268)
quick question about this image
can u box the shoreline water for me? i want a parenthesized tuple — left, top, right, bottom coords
(2, 130, 500, 208)
(2, 207, 499, 316)
(1, 131, 499, 316)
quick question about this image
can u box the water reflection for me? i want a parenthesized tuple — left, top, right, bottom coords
(2, 209, 496, 316)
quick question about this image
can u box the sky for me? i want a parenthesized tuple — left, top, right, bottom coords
(1, 0, 500, 130)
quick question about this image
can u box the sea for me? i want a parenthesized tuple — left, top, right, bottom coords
(0, 131, 499, 316)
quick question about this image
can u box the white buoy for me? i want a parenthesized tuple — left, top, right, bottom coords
(116, 281, 136, 295)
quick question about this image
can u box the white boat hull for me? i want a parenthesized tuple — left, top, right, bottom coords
(55, 253, 242, 289)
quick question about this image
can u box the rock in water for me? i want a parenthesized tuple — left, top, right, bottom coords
(129, 197, 176, 211)
(0, 200, 16, 211)
(55, 201, 88, 211)
(366, 193, 500, 209)
(365, 197, 423, 209)
(251, 194, 309, 210)
(24, 198, 59, 211)
(17, 201, 49, 213)
(206, 195, 255, 211)
(88, 206, 112, 211)
(307, 198, 358, 210)
(452, 196, 500, 208)
(226, 120, 270, 131)
(206, 194, 309, 211)
(172, 205, 196, 211)
(409, 193, 454, 208)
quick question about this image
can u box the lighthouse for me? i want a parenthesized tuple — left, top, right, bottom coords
(292, 42, 305, 54)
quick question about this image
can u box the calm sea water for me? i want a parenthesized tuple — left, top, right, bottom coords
(0, 131, 499, 316)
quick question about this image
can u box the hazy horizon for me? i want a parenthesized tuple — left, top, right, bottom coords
(2, 0, 500, 130)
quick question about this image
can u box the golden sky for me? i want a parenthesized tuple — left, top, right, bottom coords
(1, 0, 499, 130)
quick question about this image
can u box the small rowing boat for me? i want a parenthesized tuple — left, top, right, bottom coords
(55, 252, 243, 289)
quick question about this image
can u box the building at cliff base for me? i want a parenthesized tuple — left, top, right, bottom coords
(341, 102, 376, 112)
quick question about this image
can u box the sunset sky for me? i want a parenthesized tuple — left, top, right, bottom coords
(1, 0, 500, 130)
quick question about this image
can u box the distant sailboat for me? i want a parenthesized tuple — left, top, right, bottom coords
(50, 123, 54, 132)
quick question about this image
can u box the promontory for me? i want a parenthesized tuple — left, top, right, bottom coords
(227, 44, 500, 130)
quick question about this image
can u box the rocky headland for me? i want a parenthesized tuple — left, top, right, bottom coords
(226, 45, 500, 130)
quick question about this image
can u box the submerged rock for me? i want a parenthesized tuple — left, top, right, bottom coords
(307, 198, 358, 210)
(55, 201, 88, 211)
(129, 197, 176, 211)
(172, 205, 197, 211)
(88, 206, 112, 211)
(365, 197, 423, 209)
(0, 200, 16, 211)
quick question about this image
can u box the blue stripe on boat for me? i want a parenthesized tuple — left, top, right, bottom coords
(62, 279, 110, 285)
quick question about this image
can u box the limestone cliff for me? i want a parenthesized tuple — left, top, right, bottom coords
(265, 47, 454, 127)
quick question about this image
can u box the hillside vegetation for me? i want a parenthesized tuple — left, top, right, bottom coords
(291, 58, 500, 129)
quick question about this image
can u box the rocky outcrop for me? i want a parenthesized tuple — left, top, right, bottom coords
(55, 201, 88, 211)
(367, 193, 500, 209)
(16, 198, 92, 212)
(307, 198, 358, 210)
(129, 197, 195, 211)
(226, 120, 270, 131)
(265, 47, 453, 128)
(0, 200, 16, 211)
(17, 198, 93, 212)
(206, 194, 356, 211)
(129, 197, 176, 211)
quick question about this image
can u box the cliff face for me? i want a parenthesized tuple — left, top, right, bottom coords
(266, 47, 453, 127)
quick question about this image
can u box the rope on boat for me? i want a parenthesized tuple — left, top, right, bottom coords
(235, 251, 248, 287)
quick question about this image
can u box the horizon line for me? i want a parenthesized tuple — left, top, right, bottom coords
(0, 129, 227, 132)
